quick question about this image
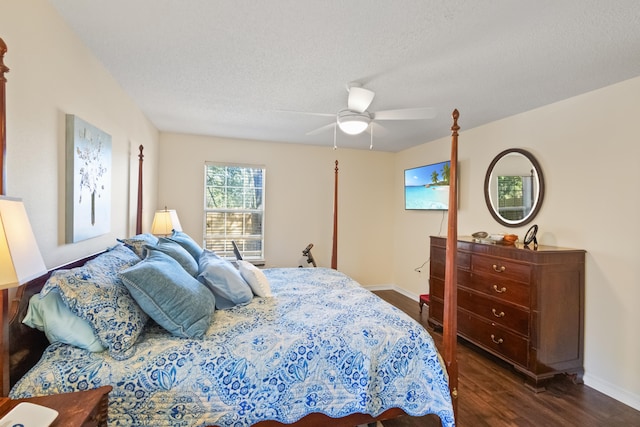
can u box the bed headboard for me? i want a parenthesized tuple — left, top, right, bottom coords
(8, 254, 100, 386)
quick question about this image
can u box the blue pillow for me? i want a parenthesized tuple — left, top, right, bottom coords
(41, 244, 148, 360)
(197, 249, 253, 310)
(119, 250, 215, 339)
(163, 230, 203, 261)
(146, 241, 198, 277)
(117, 233, 159, 258)
(23, 292, 105, 352)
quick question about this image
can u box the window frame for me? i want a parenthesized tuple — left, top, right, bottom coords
(203, 162, 266, 262)
(496, 174, 533, 221)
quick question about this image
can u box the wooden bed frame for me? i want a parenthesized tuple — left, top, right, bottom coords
(0, 38, 459, 425)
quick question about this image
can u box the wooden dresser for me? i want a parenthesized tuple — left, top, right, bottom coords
(428, 236, 585, 391)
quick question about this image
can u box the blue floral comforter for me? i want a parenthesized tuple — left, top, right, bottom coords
(11, 267, 454, 427)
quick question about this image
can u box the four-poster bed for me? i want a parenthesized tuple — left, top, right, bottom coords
(0, 37, 460, 426)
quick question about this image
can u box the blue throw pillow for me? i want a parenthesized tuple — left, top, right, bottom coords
(23, 292, 105, 352)
(41, 244, 148, 360)
(146, 240, 198, 277)
(117, 233, 159, 258)
(197, 249, 253, 310)
(119, 250, 215, 339)
(163, 230, 203, 261)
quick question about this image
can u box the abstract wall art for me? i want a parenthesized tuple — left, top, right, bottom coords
(65, 114, 111, 243)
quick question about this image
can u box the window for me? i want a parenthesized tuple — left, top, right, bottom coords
(204, 163, 265, 261)
(497, 175, 533, 221)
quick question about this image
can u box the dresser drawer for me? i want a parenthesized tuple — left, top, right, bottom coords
(465, 271, 530, 307)
(429, 298, 443, 324)
(458, 310, 529, 366)
(458, 290, 529, 336)
(471, 254, 531, 283)
(430, 247, 471, 279)
(429, 277, 444, 299)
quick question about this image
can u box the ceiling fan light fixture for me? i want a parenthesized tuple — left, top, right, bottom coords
(337, 110, 371, 135)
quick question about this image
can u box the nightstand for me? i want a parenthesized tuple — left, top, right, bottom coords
(0, 385, 112, 427)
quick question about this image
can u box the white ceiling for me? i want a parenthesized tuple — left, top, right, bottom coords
(49, 0, 640, 152)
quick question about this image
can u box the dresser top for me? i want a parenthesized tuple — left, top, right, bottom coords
(431, 236, 584, 252)
(431, 236, 586, 262)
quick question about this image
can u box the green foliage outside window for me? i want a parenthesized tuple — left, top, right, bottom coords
(497, 175, 524, 220)
(204, 164, 265, 259)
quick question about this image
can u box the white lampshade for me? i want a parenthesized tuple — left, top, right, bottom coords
(0, 196, 47, 290)
(150, 208, 182, 236)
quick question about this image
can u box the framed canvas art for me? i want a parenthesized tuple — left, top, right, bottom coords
(65, 114, 112, 243)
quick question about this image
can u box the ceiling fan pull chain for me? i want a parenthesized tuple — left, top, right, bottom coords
(369, 124, 373, 150)
(333, 118, 338, 150)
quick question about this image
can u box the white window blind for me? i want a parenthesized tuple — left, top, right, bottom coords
(204, 163, 265, 261)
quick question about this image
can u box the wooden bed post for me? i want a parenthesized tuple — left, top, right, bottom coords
(0, 37, 9, 397)
(443, 109, 459, 415)
(331, 160, 338, 269)
(0, 38, 8, 196)
(135, 145, 144, 235)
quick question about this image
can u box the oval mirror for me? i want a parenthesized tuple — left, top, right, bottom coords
(484, 148, 544, 227)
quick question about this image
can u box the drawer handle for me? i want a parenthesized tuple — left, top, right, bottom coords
(492, 284, 507, 293)
(492, 264, 506, 273)
(491, 334, 504, 344)
(492, 308, 505, 318)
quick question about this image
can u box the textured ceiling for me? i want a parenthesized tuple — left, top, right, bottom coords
(49, 0, 640, 151)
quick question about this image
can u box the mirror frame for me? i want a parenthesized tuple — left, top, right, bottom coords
(483, 148, 545, 228)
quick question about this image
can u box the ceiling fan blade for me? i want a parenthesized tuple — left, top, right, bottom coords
(368, 122, 388, 136)
(373, 107, 437, 121)
(274, 109, 335, 118)
(306, 122, 336, 136)
(347, 86, 375, 113)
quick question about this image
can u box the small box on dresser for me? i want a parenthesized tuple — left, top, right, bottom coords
(428, 236, 585, 391)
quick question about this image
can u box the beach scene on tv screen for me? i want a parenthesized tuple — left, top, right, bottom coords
(405, 161, 450, 210)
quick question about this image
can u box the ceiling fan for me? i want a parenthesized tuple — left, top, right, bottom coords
(299, 83, 437, 138)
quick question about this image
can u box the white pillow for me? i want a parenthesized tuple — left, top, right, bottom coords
(237, 260, 272, 297)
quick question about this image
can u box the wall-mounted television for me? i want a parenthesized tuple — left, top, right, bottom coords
(404, 160, 451, 210)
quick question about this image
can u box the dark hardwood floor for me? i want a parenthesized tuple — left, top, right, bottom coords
(373, 290, 640, 427)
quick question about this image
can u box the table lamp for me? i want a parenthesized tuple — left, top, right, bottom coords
(150, 208, 182, 237)
(0, 196, 47, 395)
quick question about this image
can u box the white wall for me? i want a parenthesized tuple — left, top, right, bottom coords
(158, 133, 395, 286)
(394, 76, 640, 410)
(1, 1, 160, 268)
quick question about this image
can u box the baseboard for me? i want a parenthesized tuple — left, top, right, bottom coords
(362, 284, 420, 302)
(584, 373, 640, 411)
(362, 284, 391, 292)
